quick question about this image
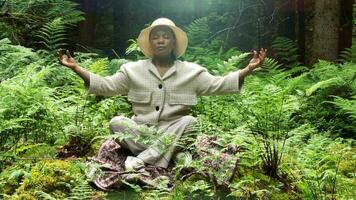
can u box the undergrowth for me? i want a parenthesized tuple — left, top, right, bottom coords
(0, 8, 355, 200)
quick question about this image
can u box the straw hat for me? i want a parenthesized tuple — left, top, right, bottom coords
(137, 18, 188, 58)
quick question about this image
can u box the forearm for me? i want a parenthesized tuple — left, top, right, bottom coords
(71, 65, 90, 87)
(238, 64, 253, 86)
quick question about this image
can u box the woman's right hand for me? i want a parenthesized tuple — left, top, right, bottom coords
(57, 49, 90, 85)
(57, 49, 78, 70)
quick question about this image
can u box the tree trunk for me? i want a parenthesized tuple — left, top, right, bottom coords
(309, 0, 341, 65)
(76, 0, 96, 49)
(339, 0, 354, 53)
(296, 0, 306, 64)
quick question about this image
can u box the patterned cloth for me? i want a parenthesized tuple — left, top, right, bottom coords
(87, 115, 196, 190)
(86, 139, 125, 190)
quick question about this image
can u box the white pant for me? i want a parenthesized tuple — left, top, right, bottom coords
(109, 115, 196, 168)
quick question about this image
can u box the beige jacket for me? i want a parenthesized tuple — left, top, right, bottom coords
(87, 59, 241, 125)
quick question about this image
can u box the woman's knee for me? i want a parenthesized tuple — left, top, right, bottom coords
(181, 115, 197, 126)
(109, 116, 131, 133)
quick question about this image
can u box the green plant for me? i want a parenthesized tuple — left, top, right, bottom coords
(0, 0, 84, 47)
(272, 36, 302, 68)
(37, 18, 69, 52)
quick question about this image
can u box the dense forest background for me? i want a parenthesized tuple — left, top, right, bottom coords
(0, 0, 355, 199)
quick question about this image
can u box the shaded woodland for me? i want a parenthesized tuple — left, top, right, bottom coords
(0, 0, 355, 199)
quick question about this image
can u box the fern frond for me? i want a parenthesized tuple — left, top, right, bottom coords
(214, 52, 250, 75)
(272, 36, 302, 67)
(225, 52, 251, 68)
(330, 96, 356, 119)
(68, 181, 96, 200)
(306, 77, 345, 96)
(185, 17, 211, 47)
(36, 18, 68, 51)
(339, 40, 356, 63)
(34, 191, 57, 200)
(45, 1, 84, 25)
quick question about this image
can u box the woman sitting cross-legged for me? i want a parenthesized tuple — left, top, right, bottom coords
(57, 17, 266, 190)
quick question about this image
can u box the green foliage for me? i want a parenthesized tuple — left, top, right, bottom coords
(0, 41, 132, 153)
(330, 95, 356, 120)
(0, 6, 355, 199)
(68, 180, 106, 200)
(339, 43, 356, 63)
(125, 39, 146, 60)
(0, 38, 38, 81)
(272, 37, 302, 68)
(37, 18, 69, 52)
(284, 134, 356, 200)
(299, 60, 355, 137)
(243, 85, 299, 177)
(184, 17, 211, 47)
(0, 0, 84, 48)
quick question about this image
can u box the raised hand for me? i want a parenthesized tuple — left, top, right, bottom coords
(57, 49, 78, 70)
(248, 48, 267, 71)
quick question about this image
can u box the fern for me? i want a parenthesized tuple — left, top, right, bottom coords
(0, 0, 84, 48)
(125, 39, 145, 60)
(254, 57, 295, 86)
(0, 38, 37, 81)
(306, 77, 346, 96)
(34, 191, 57, 200)
(272, 36, 302, 67)
(88, 58, 109, 76)
(214, 52, 250, 74)
(330, 95, 356, 120)
(185, 17, 211, 47)
(306, 60, 355, 96)
(44, 0, 84, 25)
(339, 43, 356, 63)
(36, 18, 69, 51)
(67, 181, 96, 200)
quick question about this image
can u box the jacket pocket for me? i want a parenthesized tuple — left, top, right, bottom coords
(168, 93, 197, 106)
(128, 90, 152, 104)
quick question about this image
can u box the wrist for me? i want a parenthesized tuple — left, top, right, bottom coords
(245, 65, 254, 74)
(71, 64, 79, 71)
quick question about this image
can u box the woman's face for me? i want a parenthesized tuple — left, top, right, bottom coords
(149, 26, 176, 58)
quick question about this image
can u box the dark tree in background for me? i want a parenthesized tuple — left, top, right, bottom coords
(77, 0, 96, 48)
(310, 0, 341, 65)
(296, 0, 353, 65)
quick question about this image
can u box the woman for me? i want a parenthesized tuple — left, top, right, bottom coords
(58, 18, 266, 190)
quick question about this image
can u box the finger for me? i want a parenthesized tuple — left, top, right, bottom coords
(259, 54, 264, 61)
(260, 48, 266, 57)
(253, 50, 258, 59)
(259, 49, 266, 58)
(57, 49, 62, 57)
(259, 48, 265, 54)
(57, 51, 64, 61)
(66, 50, 72, 58)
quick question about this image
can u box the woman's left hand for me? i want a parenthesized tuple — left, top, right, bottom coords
(248, 48, 267, 71)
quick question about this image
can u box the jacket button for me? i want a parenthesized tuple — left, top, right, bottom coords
(158, 84, 162, 89)
(155, 106, 159, 111)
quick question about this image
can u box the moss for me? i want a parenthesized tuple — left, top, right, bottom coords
(338, 149, 356, 177)
(1, 159, 87, 199)
(0, 165, 26, 195)
(9, 192, 37, 200)
(270, 193, 297, 200)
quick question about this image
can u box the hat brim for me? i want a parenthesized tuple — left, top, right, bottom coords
(138, 25, 188, 58)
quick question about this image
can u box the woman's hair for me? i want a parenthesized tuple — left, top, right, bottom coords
(171, 51, 177, 61)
